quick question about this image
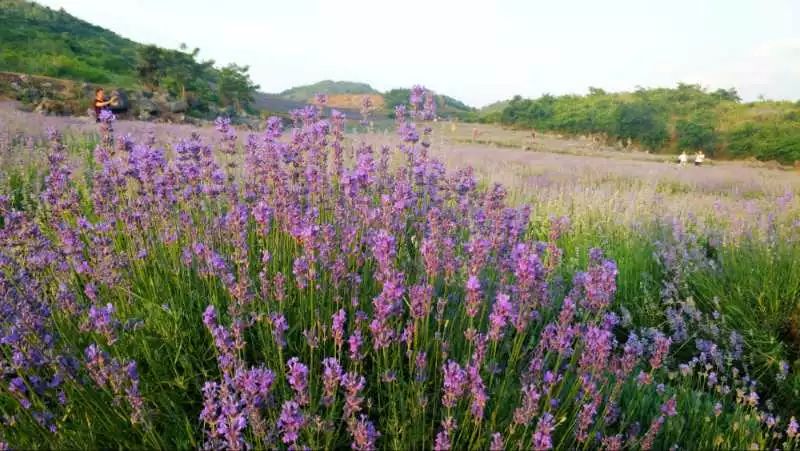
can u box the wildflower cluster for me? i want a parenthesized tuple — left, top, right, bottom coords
(0, 90, 794, 450)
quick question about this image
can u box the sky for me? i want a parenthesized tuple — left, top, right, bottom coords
(36, 0, 800, 107)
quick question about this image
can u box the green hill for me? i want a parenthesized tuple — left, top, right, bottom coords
(0, 0, 140, 85)
(279, 80, 378, 102)
(382, 88, 474, 118)
(0, 0, 260, 117)
(479, 100, 510, 114)
(276, 81, 475, 119)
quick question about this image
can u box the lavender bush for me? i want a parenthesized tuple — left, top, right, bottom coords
(0, 92, 797, 449)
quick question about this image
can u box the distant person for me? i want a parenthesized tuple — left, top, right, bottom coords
(694, 151, 705, 166)
(678, 151, 688, 166)
(531, 130, 536, 140)
(93, 88, 116, 122)
(472, 127, 479, 142)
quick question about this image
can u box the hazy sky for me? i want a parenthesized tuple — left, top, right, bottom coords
(36, 0, 800, 106)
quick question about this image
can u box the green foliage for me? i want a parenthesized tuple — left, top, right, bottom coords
(676, 112, 717, 154)
(0, 0, 139, 86)
(727, 121, 800, 163)
(495, 84, 800, 162)
(135, 45, 164, 89)
(437, 94, 473, 113)
(689, 238, 800, 413)
(217, 64, 260, 113)
(478, 100, 510, 115)
(613, 101, 669, 150)
(711, 87, 742, 103)
(134, 44, 225, 113)
(383, 88, 410, 116)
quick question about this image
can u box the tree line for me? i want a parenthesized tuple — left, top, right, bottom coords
(477, 84, 800, 164)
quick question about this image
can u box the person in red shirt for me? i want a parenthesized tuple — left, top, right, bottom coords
(93, 88, 115, 122)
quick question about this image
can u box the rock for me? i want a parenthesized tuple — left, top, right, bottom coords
(21, 87, 43, 103)
(168, 100, 188, 113)
(35, 98, 65, 115)
(154, 92, 170, 104)
(109, 89, 129, 112)
(137, 98, 159, 114)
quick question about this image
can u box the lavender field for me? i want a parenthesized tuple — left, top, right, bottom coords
(1, 93, 799, 450)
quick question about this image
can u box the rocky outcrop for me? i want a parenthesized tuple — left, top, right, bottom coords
(135, 97, 160, 120)
(1, 72, 260, 125)
(34, 98, 68, 115)
(168, 100, 188, 113)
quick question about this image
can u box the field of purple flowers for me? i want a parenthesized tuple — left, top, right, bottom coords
(0, 89, 799, 450)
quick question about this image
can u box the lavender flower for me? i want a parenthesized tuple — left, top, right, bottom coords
(532, 412, 555, 450)
(488, 293, 513, 341)
(332, 309, 347, 348)
(441, 360, 467, 408)
(341, 372, 366, 417)
(661, 397, 678, 417)
(277, 400, 305, 444)
(434, 417, 456, 451)
(322, 357, 342, 406)
(270, 313, 289, 348)
(649, 333, 671, 370)
(489, 432, 504, 451)
(286, 357, 309, 405)
(349, 415, 380, 450)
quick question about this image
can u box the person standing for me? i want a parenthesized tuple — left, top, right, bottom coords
(694, 151, 705, 166)
(678, 151, 688, 166)
(93, 88, 116, 122)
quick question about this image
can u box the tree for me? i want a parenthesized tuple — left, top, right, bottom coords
(676, 112, 717, 154)
(136, 45, 165, 89)
(613, 101, 669, 150)
(217, 64, 259, 113)
(162, 45, 214, 101)
(163, 45, 199, 99)
(588, 87, 607, 96)
(711, 87, 741, 103)
(384, 88, 412, 116)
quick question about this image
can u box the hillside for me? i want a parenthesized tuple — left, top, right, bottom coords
(0, 0, 260, 119)
(279, 81, 475, 118)
(0, 0, 140, 86)
(279, 80, 378, 102)
(382, 88, 475, 118)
